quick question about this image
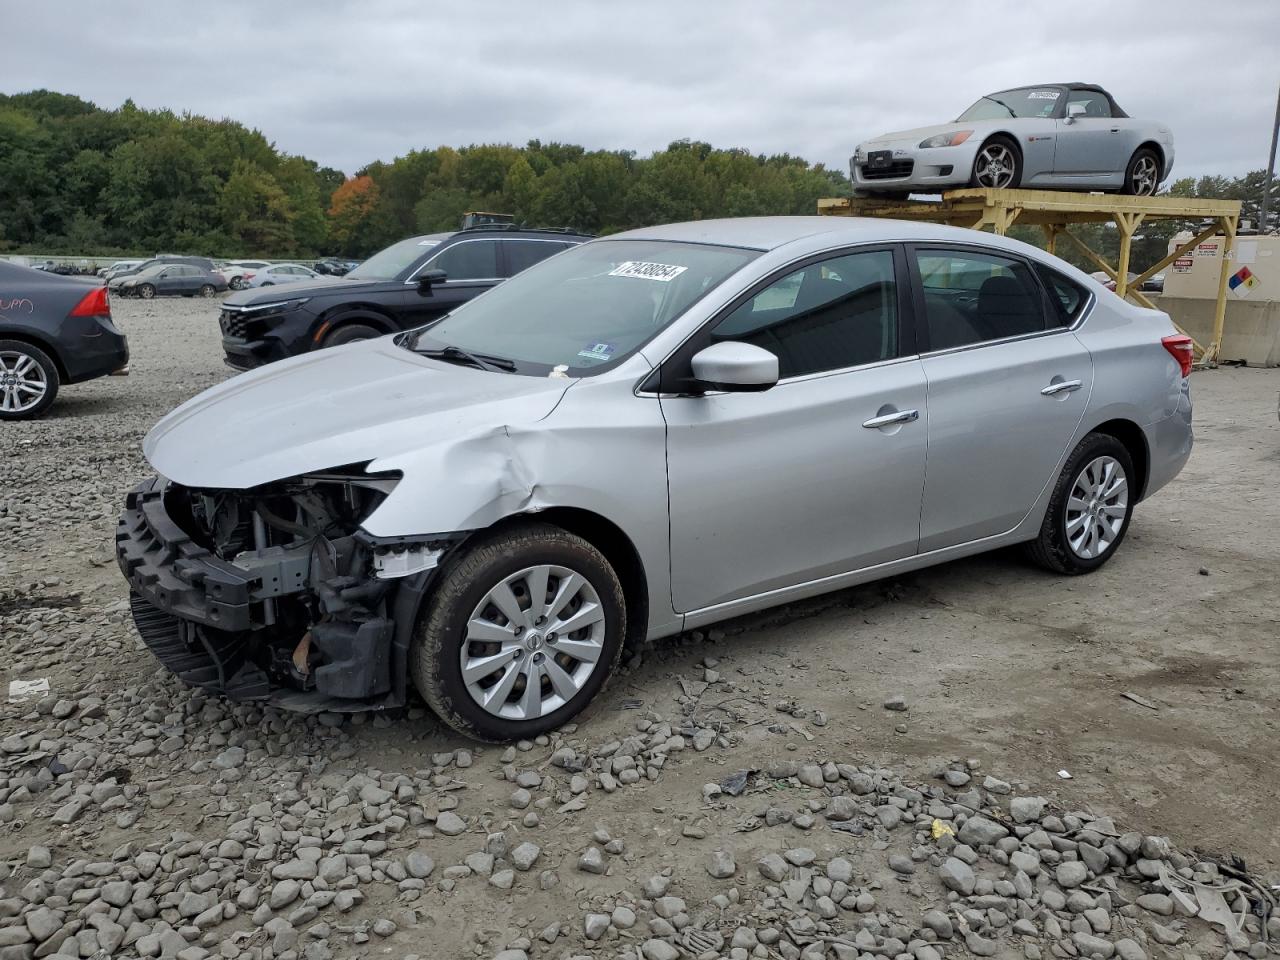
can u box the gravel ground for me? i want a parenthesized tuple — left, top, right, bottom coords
(0, 296, 1278, 960)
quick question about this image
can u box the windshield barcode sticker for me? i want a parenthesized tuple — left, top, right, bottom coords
(608, 261, 688, 282)
(1027, 90, 1060, 99)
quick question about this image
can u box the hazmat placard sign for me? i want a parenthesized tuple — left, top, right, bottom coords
(1228, 266, 1259, 298)
(1173, 257, 1193, 273)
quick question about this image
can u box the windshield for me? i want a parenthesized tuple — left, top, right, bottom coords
(957, 88, 1063, 121)
(407, 239, 759, 375)
(346, 235, 446, 281)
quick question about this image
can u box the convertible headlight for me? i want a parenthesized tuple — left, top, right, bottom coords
(919, 131, 973, 148)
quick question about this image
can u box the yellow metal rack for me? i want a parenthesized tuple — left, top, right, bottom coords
(818, 188, 1242, 365)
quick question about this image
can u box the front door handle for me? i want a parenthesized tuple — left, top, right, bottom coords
(862, 409, 919, 429)
(1041, 378, 1083, 396)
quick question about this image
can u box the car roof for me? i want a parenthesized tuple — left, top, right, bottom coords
(607, 216, 1039, 252)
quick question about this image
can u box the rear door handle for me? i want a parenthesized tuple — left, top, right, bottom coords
(1041, 379, 1083, 396)
(862, 409, 919, 429)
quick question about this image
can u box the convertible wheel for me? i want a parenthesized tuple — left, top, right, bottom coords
(1026, 433, 1134, 575)
(1122, 148, 1160, 196)
(411, 522, 626, 741)
(0, 340, 60, 421)
(138, 283, 155, 300)
(970, 136, 1021, 190)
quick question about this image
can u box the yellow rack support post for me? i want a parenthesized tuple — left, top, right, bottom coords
(818, 188, 1242, 366)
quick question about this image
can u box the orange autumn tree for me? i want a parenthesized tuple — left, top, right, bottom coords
(327, 175, 385, 256)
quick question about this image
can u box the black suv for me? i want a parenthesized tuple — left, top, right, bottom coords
(218, 226, 590, 370)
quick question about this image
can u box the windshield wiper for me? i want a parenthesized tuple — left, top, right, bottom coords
(419, 344, 517, 372)
(983, 95, 1016, 117)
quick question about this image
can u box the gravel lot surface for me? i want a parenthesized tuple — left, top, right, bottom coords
(0, 296, 1277, 959)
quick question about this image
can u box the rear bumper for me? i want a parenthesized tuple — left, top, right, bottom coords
(1141, 380, 1193, 500)
(62, 316, 130, 384)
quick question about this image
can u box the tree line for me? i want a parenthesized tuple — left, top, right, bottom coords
(0, 91, 847, 259)
(0, 89, 1271, 274)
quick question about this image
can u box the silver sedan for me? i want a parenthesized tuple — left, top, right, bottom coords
(120, 217, 1193, 740)
(852, 83, 1174, 197)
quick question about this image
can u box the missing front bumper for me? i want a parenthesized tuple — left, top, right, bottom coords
(116, 476, 441, 710)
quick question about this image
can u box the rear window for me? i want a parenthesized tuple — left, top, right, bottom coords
(1034, 264, 1089, 326)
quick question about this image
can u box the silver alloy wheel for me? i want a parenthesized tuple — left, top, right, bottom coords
(0, 350, 48, 414)
(975, 143, 1016, 188)
(1065, 455, 1129, 559)
(1130, 155, 1158, 195)
(139, 284, 155, 299)
(460, 564, 606, 721)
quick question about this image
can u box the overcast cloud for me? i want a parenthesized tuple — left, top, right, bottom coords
(6, 0, 1278, 182)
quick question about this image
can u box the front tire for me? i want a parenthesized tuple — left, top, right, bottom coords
(0, 340, 60, 420)
(1026, 433, 1135, 575)
(322, 324, 380, 348)
(411, 523, 626, 741)
(138, 284, 155, 300)
(1122, 148, 1160, 196)
(199, 284, 215, 298)
(970, 136, 1022, 190)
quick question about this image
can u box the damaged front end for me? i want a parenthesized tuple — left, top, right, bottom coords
(116, 467, 457, 711)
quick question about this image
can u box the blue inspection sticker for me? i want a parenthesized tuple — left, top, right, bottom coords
(577, 342, 615, 361)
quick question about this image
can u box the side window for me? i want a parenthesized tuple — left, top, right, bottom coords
(710, 249, 898, 379)
(430, 240, 499, 281)
(915, 249, 1049, 350)
(1035, 264, 1088, 326)
(505, 240, 567, 276)
(1066, 90, 1110, 118)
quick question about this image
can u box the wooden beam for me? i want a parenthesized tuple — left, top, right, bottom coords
(1205, 216, 1238, 364)
(1058, 228, 1119, 281)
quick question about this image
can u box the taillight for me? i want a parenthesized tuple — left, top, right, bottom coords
(1162, 334, 1194, 378)
(69, 285, 111, 318)
(244, 272, 256, 280)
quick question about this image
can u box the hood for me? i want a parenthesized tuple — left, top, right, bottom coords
(861, 122, 977, 146)
(223, 275, 368, 306)
(144, 337, 572, 489)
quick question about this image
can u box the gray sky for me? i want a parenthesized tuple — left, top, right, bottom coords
(6, 0, 1278, 181)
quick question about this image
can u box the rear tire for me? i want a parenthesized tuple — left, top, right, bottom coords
(411, 522, 626, 741)
(970, 135, 1022, 189)
(1025, 433, 1135, 575)
(0, 340, 60, 421)
(230, 277, 247, 290)
(323, 324, 380, 347)
(1122, 148, 1160, 196)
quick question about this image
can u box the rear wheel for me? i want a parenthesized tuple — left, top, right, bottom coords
(0, 340, 60, 420)
(230, 276, 247, 290)
(323, 324, 380, 348)
(1122, 148, 1160, 196)
(138, 283, 155, 300)
(970, 136, 1022, 189)
(1026, 433, 1135, 574)
(411, 523, 626, 740)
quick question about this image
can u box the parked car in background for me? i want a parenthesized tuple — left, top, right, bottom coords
(852, 83, 1174, 197)
(0, 261, 128, 420)
(218, 226, 589, 370)
(313, 258, 357, 276)
(248, 263, 322, 287)
(121, 217, 1193, 738)
(109, 256, 218, 288)
(100, 260, 144, 280)
(115, 263, 228, 299)
(218, 260, 271, 290)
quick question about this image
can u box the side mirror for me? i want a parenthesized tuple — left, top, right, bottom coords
(416, 269, 447, 294)
(689, 341, 778, 393)
(1064, 103, 1086, 123)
